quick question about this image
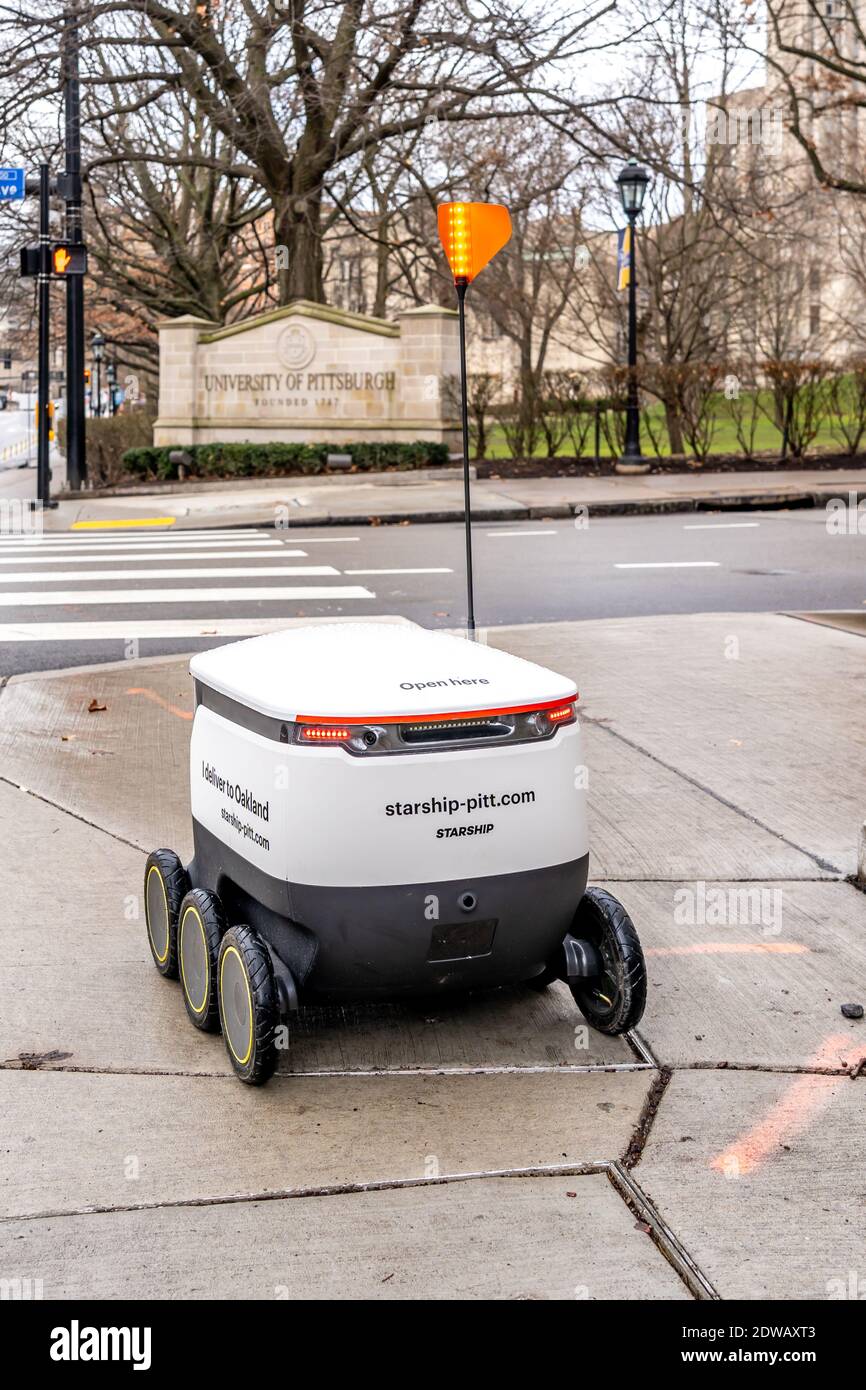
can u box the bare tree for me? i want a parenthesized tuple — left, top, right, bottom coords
(1, 0, 615, 305)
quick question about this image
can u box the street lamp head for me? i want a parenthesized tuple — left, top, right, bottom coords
(617, 159, 650, 217)
(91, 332, 105, 361)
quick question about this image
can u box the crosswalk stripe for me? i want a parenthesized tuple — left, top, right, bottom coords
(345, 567, 452, 575)
(0, 619, 367, 641)
(0, 585, 374, 607)
(0, 566, 341, 583)
(0, 544, 284, 557)
(0, 527, 275, 538)
(0, 528, 380, 646)
(0, 550, 308, 565)
(0, 536, 281, 549)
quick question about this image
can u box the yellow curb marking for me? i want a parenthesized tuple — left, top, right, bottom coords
(70, 517, 177, 530)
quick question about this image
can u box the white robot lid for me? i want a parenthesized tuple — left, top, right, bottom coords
(190, 622, 577, 722)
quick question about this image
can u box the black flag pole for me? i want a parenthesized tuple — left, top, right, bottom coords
(455, 277, 476, 639)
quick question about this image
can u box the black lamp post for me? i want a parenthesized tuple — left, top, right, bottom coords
(91, 331, 105, 418)
(616, 159, 650, 468)
(106, 359, 117, 416)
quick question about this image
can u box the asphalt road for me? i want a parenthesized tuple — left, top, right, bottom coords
(0, 504, 861, 676)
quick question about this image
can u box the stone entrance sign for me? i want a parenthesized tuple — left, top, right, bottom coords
(154, 299, 460, 449)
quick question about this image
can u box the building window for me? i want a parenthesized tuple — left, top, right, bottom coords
(810, 303, 821, 336)
(0, 349, 11, 370)
(338, 255, 365, 315)
(809, 267, 821, 294)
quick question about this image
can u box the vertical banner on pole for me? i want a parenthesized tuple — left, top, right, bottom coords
(616, 225, 631, 291)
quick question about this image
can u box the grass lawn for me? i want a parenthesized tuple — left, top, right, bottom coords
(480, 387, 860, 461)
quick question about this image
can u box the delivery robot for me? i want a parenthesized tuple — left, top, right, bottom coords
(144, 622, 647, 1083)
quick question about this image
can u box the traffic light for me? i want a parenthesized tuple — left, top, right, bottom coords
(51, 243, 87, 276)
(34, 400, 56, 440)
(20, 243, 88, 277)
(84, 368, 91, 387)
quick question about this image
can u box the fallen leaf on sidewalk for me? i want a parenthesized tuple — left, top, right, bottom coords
(8, 1050, 73, 1070)
(87, 698, 107, 713)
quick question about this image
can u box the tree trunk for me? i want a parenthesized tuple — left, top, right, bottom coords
(373, 215, 390, 319)
(274, 194, 325, 305)
(665, 400, 685, 455)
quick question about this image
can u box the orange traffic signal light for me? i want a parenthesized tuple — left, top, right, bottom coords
(34, 400, 55, 440)
(437, 202, 512, 284)
(84, 369, 91, 386)
(49, 242, 88, 276)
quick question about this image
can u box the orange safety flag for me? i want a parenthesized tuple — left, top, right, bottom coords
(437, 202, 512, 284)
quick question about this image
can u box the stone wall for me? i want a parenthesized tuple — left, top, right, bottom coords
(154, 299, 460, 449)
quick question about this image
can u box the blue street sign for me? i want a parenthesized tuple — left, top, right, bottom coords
(0, 168, 25, 200)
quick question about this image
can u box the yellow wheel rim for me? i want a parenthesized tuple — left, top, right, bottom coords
(220, 945, 254, 1066)
(145, 865, 170, 964)
(180, 906, 209, 1015)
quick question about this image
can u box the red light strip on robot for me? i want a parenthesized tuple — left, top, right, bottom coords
(547, 704, 576, 723)
(295, 696, 577, 726)
(299, 725, 353, 742)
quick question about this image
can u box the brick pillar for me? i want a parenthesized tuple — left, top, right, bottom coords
(396, 305, 460, 448)
(153, 314, 217, 447)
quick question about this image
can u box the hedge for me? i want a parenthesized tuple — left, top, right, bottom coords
(121, 440, 450, 481)
(57, 413, 157, 488)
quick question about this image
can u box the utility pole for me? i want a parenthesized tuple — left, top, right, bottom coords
(62, 1, 86, 490)
(36, 165, 51, 510)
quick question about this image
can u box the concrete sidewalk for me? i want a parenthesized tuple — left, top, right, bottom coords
(36, 464, 866, 530)
(1, 612, 864, 1299)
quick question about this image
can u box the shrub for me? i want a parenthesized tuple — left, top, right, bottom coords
(443, 372, 499, 459)
(826, 359, 866, 456)
(57, 412, 156, 487)
(537, 371, 598, 459)
(720, 363, 763, 460)
(761, 359, 833, 460)
(120, 439, 450, 482)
